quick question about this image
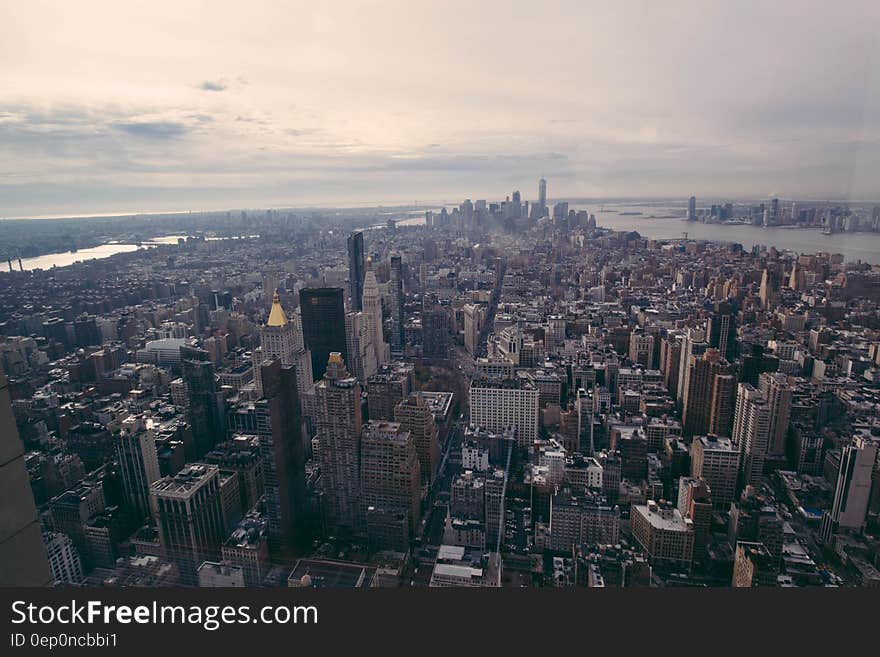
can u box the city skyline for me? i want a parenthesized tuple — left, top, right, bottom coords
(3, 1, 880, 217)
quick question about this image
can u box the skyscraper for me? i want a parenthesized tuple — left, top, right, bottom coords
(256, 361, 307, 554)
(628, 330, 655, 369)
(345, 310, 377, 384)
(367, 362, 414, 421)
(732, 383, 772, 488)
(151, 463, 227, 584)
(395, 394, 440, 487)
(360, 421, 421, 540)
(315, 353, 363, 532)
(0, 362, 52, 585)
(682, 349, 733, 437)
(347, 230, 366, 311)
(421, 307, 449, 358)
(363, 258, 390, 366)
(708, 373, 737, 438)
(538, 177, 547, 217)
(828, 435, 877, 532)
(180, 344, 222, 459)
(677, 327, 707, 404)
(116, 415, 161, 521)
(254, 290, 313, 405)
(687, 196, 697, 221)
(707, 301, 737, 362)
(692, 435, 740, 511)
(758, 372, 793, 457)
(299, 287, 348, 381)
(388, 254, 405, 352)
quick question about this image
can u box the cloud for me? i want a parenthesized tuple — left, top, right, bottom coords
(1, 1, 879, 216)
(199, 80, 227, 92)
(112, 120, 190, 139)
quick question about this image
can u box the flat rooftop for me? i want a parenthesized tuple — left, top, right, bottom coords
(288, 559, 376, 588)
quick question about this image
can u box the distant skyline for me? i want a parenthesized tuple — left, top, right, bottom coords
(2, 1, 880, 217)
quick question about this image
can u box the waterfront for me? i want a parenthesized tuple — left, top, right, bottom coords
(12, 243, 150, 272)
(399, 203, 880, 264)
(11, 235, 258, 272)
(10, 206, 880, 272)
(591, 206, 880, 265)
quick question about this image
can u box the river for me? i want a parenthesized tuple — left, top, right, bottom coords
(399, 203, 880, 264)
(10, 207, 880, 270)
(9, 235, 258, 272)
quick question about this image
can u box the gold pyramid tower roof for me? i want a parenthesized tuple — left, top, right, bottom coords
(267, 289, 289, 327)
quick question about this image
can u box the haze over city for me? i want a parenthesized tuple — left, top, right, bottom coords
(2, 0, 880, 218)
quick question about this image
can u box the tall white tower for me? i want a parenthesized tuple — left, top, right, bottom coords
(363, 258, 390, 366)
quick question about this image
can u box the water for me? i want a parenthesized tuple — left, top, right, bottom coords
(11, 208, 880, 270)
(10, 235, 259, 272)
(396, 203, 880, 264)
(12, 243, 153, 272)
(591, 206, 880, 264)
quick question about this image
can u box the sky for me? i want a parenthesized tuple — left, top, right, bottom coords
(1, 0, 880, 218)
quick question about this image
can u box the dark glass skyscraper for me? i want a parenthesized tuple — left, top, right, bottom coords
(180, 344, 222, 459)
(299, 287, 348, 380)
(258, 360, 307, 555)
(347, 230, 365, 312)
(389, 255, 404, 351)
(0, 362, 52, 585)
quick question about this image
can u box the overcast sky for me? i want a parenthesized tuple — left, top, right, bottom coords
(2, 0, 879, 217)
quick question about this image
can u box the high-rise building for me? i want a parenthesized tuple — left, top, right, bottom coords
(43, 532, 84, 585)
(628, 330, 655, 369)
(180, 344, 222, 458)
(150, 463, 227, 584)
(661, 332, 683, 399)
(362, 259, 389, 366)
(360, 421, 421, 544)
(732, 541, 777, 587)
(469, 378, 540, 446)
(758, 372, 793, 457)
(299, 287, 348, 381)
(221, 511, 270, 587)
(347, 230, 366, 311)
(687, 196, 697, 221)
(538, 177, 547, 217)
(367, 362, 414, 421)
(682, 349, 733, 437)
(630, 500, 694, 570)
(691, 435, 740, 510)
(677, 478, 712, 558)
(463, 303, 486, 356)
(759, 268, 779, 309)
(345, 310, 377, 384)
(546, 315, 566, 354)
(254, 291, 312, 404)
(732, 383, 772, 488)
(257, 361, 306, 554)
(116, 415, 161, 521)
(315, 353, 363, 532)
(421, 307, 449, 358)
(484, 469, 506, 551)
(0, 362, 52, 585)
(707, 301, 737, 362)
(388, 255, 405, 352)
(676, 327, 707, 404)
(729, 488, 783, 561)
(708, 373, 737, 438)
(549, 490, 620, 552)
(395, 394, 440, 488)
(827, 435, 878, 532)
